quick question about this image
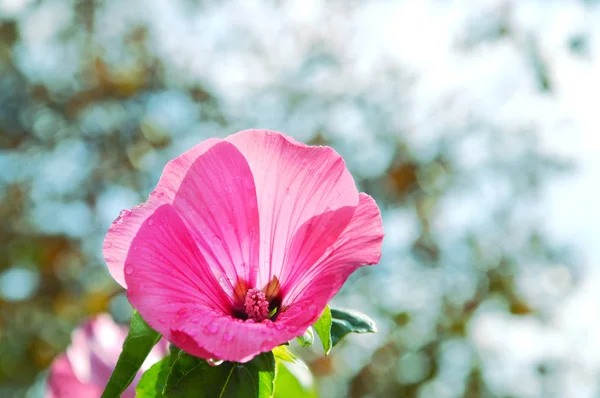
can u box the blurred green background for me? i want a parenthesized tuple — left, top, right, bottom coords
(1, 0, 599, 397)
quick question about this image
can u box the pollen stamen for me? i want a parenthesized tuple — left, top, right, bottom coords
(244, 288, 270, 322)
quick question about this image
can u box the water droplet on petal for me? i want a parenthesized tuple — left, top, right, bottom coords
(157, 192, 165, 199)
(287, 325, 298, 333)
(265, 321, 275, 329)
(177, 308, 189, 316)
(274, 322, 285, 331)
(186, 329, 198, 337)
(308, 304, 317, 313)
(124, 265, 134, 275)
(223, 332, 234, 342)
(148, 219, 154, 226)
(209, 204, 217, 212)
(189, 318, 199, 324)
(158, 319, 167, 324)
(208, 358, 224, 366)
(260, 339, 275, 351)
(204, 324, 219, 335)
(119, 209, 131, 218)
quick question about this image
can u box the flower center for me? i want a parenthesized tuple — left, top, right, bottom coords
(244, 288, 270, 322)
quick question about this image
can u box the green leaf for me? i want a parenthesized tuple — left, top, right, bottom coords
(272, 346, 297, 363)
(101, 311, 162, 398)
(136, 345, 181, 397)
(163, 351, 276, 398)
(273, 359, 318, 398)
(135, 357, 170, 398)
(296, 327, 314, 348)
(312, 306, 332, 355)
(330, 308, 377, 347)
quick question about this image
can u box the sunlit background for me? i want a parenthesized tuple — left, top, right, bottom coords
(1, 0, 600, 397)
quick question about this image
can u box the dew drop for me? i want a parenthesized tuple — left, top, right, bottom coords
(265, 321, 275, 329)
(223, 332, 234, 342)
(177, 308, 189, 316)
(190, 318, 199, 324)
(119, 209, 132, 218)
(209, 204, 218, 212)
(208, 358, 224, 366)
(148, 219, 154, 226)
(308, 304, 317, 313)
(124, 265, 134, 275)
(260, 339, 275, 351)
(157, 192, 165, 199)
(158, 319, 167, 324)
(274, 322, 285, 331)
(205, 324, 219, 335)
(287, 325, 298, 333)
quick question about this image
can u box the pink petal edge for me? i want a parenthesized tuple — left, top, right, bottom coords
(171, 140, 261, 299)
(283, 193, 384, 321)
(226, 129, 360, 289)
(45, 315, 168, 398)
(125, 204, 305, 362)
(103, 138, 222, 287)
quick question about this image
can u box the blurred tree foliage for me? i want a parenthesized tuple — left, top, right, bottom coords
(0, 1, 581, 397)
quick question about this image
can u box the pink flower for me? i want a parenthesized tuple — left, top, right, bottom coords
(103, 129, 383, 363)
(45, 315, 167, 398)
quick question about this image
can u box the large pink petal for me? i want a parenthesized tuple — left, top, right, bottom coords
(283, 193, 384, 321)
(103, 138, 222, 287)
(169, 308, 304, 363)
(226, 129, 359, 289)
(125, 204, 232, 332)
(171, 141, 260, 298)
(45, 356, 104, 398)
(45, 315, 167, 398)
(125, 204, 305, 362)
